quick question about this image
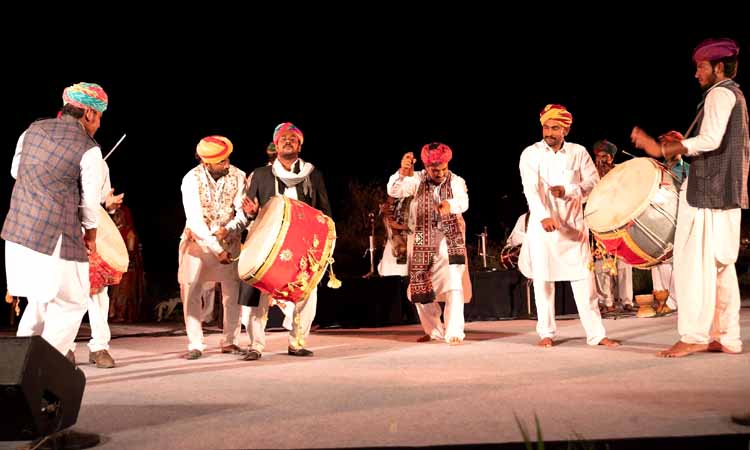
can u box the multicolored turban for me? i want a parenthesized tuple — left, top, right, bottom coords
(272, 122, 304, 146)
(539, 104, 573, 128)
(593, 140, 617, 156)
(62, 82, 108, 112)
(197, 136, 233, 164)
(420, 142, 453, 166)
(692, 38, 739, 63)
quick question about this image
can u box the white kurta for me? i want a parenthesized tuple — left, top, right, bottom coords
(519, 140, 599, 281)
(508, 213, 532, 279)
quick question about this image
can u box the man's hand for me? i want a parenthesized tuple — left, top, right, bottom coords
(184, 228, 196, 242)
(437, 200, 451, 217)
(242, 197, 259, 217)
(541, 218, 559, 232)
(659, 130, 684, 143)
(399, 152, 416, 177)
(549, 186, 565, 198)
(104, 188, 124, 211)
(84, 228, 97, 254)
(631, 127, 660, 158)
(217, 251, 232, 264)
(213, 226, 229, 241)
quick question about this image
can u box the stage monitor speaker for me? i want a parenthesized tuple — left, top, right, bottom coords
(0, 336, 86, 441)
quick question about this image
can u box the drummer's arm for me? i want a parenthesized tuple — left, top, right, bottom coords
(80, 146, 104, 252)
(181, 175, 224, 255)
(225, 171, 250, 233)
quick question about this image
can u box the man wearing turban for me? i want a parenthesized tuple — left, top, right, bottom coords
(178, 135, 249, 359)
(2, 82, 109, 359)
(519, 104, 619, 349)
(239, 122, 332, 360)
(388, 142, 471, 345)
(631, 37, 748, 357)
(589, 140, 634, 316)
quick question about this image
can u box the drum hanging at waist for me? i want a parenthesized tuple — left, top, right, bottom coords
(89, 206, 129, 294)
(584, 157, 680, 268)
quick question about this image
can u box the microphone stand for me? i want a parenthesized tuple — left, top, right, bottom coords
(363, 212, 379, 278)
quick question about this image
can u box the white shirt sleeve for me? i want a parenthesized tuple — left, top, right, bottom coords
(80, 147, 104, 230)
(387, 171, 420, 198)
(565, 149, 599, 201)
(100, 159, 112, 205)
(519, 147, 549, 220)
(682, 86, 736, 156)
(446, 174, 469, 214)
(507, 214, 527, 247)
(181, 172, 224, 255)
(10, 131, 26, 179)
(223, 169, 249, 233)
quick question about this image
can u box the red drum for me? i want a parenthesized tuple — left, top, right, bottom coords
(584, 158, 680, 269)
(89, 206, 129, 294)
(238, 195, 336, 302)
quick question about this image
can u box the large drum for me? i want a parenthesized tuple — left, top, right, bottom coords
(238, 195, 336, 302)
(89, 205, 129, 294)
(584, 158, 680, 269)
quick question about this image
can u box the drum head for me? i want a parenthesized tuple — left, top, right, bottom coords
(96, 206, 129, 272)
(585, 158, 661, 232)
(238, 195, 287, 279)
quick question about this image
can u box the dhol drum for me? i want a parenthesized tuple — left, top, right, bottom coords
(584, 157, 681, 269)
(89, 205, 129, 294)
(238, 195, 336, 302)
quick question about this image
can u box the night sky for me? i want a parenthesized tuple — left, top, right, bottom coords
(2, 22, 750, 296)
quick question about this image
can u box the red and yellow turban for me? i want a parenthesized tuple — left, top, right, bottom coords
(273, 122, 304, 146)
(197, 136, 233, 164)
(421, 142, 453, 166)
(539, 104, 573, 128)
(62, 82, 108, 112)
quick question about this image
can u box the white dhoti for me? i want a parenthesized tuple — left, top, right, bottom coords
(246, 289, 317, 352)
(615, 260, 633, 306)
(178, 239, 241, 351)
(673, 180, 742, 352)
(408, 231, 471, 343)
(592, 259, 615, 307)
(8, 237, 90, 355)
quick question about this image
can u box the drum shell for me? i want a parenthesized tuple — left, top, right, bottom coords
(238, 196, 336, 302)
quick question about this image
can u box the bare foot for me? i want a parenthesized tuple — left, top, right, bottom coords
(598, 337, 620, 347)
(448, 337, 462, 346)
(537, 337, 554, 348)
(657, 340, 709, 358)
(416, 335, 431, 343)
(707, 341, 741, 354)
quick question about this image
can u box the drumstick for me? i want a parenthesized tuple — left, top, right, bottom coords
(620, 149, 638, 159)
(103, 133, 127, 161)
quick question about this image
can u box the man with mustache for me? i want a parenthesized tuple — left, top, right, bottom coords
(519, 104, 618, 348)
(388, 143, 471, 345)
(631, 38, 748, 357)
(239, 122, 331, 360)
(178, 136, 248, 359)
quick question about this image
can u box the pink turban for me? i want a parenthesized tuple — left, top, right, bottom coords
(197, 136, 233, 164)
(420, 142, 453, 166)
(692, 38, 739, 63)
(273, 122, 304, 146)
(539, 104, 573, 128)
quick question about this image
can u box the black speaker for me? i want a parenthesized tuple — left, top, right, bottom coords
(0, 336, 86, 441)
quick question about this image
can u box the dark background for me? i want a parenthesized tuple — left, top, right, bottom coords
(2, 20, 749, 318)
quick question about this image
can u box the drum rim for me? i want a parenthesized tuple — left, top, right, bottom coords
(585, 158, 662, 232)
(240, 196, 292, 284)
(96, 205, 129, 272)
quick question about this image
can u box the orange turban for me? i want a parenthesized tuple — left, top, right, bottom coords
(539, 104, 573, 128)
(197, 136, 233, 164)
